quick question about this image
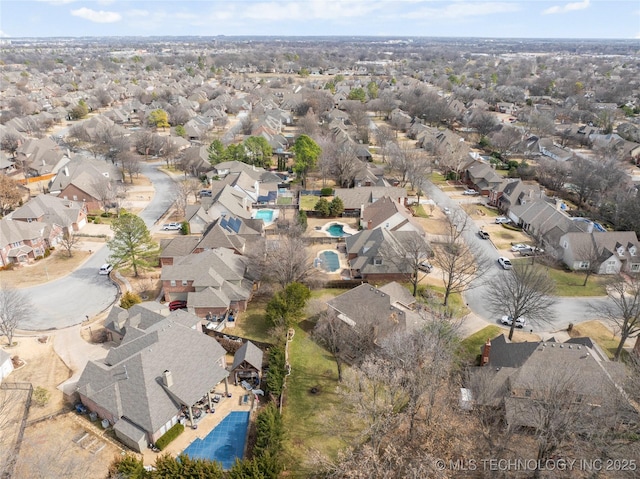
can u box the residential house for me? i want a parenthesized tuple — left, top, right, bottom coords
(203, 185, 253, 221)
(326, 282, 421, 351)
(48, 156, 120, 212)
(345, 228, 430, 282)
(184, 205, 214, 235)
(508, 199, 591, 256)
(76, 311, 229, 452)
(334, 186, 407, 217)
(462, 160, 503, 195)
(473, 335, 630, 429)
(229, 341, 263, 387)
(496, 102, 517, 115)
(0, 217, 51, 266)
(361, 196, 424, 234)
(488, 179, 544, 213)
(538, 138, 573, 162)
(159, 236, 202, 266)
(558, 230, 640, 274)
(11, 194, 88, 233)
(161, 248, 256, 319)
(14, 137, 70, 179)
(193, 222, 246, 255)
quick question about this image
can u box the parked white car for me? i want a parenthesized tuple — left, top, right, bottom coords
(463, 189, 478, 196)
(510, 243, 531, 252)
(99, 264, 113, 275)
(498, 257, 512, 269)
(495, 217, 512, 224)
(162, 222, 181, 231)
(500, 315, 527, 328)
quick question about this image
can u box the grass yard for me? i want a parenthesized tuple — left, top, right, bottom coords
(569, 320, 625, 359)
(507, 260, 609, 297)
(229, 296, 272, 343)
(300, 195, 320, 211)
(411, 204, 429, 218)
(276, 196, 293, 205)
(419, 284, 470, 318)
(283, 324, 356, 476)
(459, 326, 502, 362)
(464, 204, 499, 218)
(429, 172, 447, 185)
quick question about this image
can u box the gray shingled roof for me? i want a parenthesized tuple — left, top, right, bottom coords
(230, 341, 263, 372)
(77, 318, 228, 436)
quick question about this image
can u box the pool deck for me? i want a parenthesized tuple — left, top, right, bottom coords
(141, 383, 253, 466)
(315, 248, 350, 277)
(306, 218, 359, 238)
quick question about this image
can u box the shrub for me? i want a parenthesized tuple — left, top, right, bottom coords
(120, 291, 142, 309)
(329, 196, 344, 217)
(101, 212, 110, 218)
(180, 221, 190, 235)
(265, 346, 286, 397)
(32, 386, 50, 407)
(155, 423, 184, 450)
(320, 187, 334, 196)
(314, 198, 330, 217)
(44, 248, 51, 258)
(297, 210, 307, 231)
(35, 255, 44, 261)
(94, 217, 101, 224)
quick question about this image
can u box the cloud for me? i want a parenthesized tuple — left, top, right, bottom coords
(543, 0, 590, 15)
(71, 7, 122, 23)
(35, 0, 77, 4)
(0, 30, 9, 38)
(401, 2, 521, 20)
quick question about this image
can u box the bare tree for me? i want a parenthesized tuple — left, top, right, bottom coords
(0, 287, 32, 346)
(0, 175, 23, 216)
(432, 212, 492, 308)
(590, 274, 640, 361)
(172, 180, 191, 218)
(485, 262, 557, 340)
(469, 111, 498, 137)
(489, 127, 521, 159)
(0, 132, 21, 157)
(535, 158, 569, 192)
(118, 151, 141, 184)
(573, 236, 605, 287)
(91, 177, 115, 213)
(59, 231, 81, 258)
(330, 140, 360, 188)
(381, 231, 432, 297)
(258, 230, 316, 288)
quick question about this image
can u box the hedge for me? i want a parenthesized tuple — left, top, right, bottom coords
(155, 423, 184, 450)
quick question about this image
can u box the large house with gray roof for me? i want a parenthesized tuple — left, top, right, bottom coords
(77, 308, 229, 452)
(11, 194, 88, 233)
(558, 230, 640, 274)
(0, 217, 53, 267)
(161, 248, 257, 319)
(334, 186, 407, 216)
(472, 335, 632, 429)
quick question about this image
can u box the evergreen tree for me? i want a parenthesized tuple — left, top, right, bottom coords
(314, 197, 331, 217)
(329, 196, 345, 217)
(107, 213, 160, 277)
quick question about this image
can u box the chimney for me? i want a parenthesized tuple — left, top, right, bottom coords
(481, 338, 491, 366)
(162, 370, 173, 388)
(367, 220, 372, 230)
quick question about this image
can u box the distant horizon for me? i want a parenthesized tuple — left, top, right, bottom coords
(1, 1, 639, 40)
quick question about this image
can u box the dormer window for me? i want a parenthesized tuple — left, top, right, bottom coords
(373, 258, 383, 266)
(630, 246, 637, 256)
(617, 247, 625, 256)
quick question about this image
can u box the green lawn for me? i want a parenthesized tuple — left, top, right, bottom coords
(508, 259, 608, 297)
(276, 196, 293, 205)
(299, 195, 320, 211)
(419, 284, 469, 318)
(282, 324, 356, 475)
(411, 204, 429, 218)
(229, 297, 272, 343)
(429, 172, 447, 185)
(459, 325, 502, 362)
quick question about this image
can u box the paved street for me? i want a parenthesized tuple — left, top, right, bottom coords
(20, 161, 174, 330)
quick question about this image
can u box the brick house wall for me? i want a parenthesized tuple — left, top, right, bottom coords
(58, 184, 100, 212)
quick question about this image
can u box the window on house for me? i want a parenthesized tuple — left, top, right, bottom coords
(170, 280, 176, 287)
(562, 241, 568, 249)
(182, 280, 188, 286)
(630, 247, 637, 256)
(73, 195, 78, 201)
(374, 258, 382, 266)
(631, 264, 640, 272)
(579, 261, 590, 269)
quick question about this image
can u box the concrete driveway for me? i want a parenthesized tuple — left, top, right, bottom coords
(19, 161, 175, 331)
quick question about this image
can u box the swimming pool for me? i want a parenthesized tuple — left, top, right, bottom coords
(326, 223, 350, 237)
(254, 209, 275, 222)
(318, 250, 340, 272)
(182, 411, 250, 470)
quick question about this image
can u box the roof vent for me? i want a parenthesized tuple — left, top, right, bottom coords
(577, 346, 581, 350)
(381, 293, 385, 297)
(551, 344, 555, 347)
(559, 345, 564, 348)
(568, 345, 572, 349)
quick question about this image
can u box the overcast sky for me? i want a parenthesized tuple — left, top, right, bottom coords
(1, 0, 639, 39)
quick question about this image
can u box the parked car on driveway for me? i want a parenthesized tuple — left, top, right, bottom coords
(442, 207, 451, 215)
(510, 243, 531, 252)
(168, 300, 187, 311)
(463, 189, 478, 196)
(498, 257, 512, 269)
(520, 246, 544, 256)
(495, 217, 512, 224)
(500, 315, 527, 328)
(478, 230, 490, 240)
(418, 261, 433, 273)
(162, 222, 181, 231)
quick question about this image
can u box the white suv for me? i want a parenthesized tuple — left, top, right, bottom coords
(495, 217, 512, 224)
(162, 222, 181, 231)
(500, 315, 527, 328)
(99, 264, 113, 275)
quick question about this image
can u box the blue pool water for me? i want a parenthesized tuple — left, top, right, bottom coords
(319, 251, 340, 272)
(326, 223, 350, 237)
(182, 411, 250, 469)
(254, 209, 274, 222)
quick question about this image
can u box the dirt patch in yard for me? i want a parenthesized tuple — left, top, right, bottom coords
(13, 413, 124, 479)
